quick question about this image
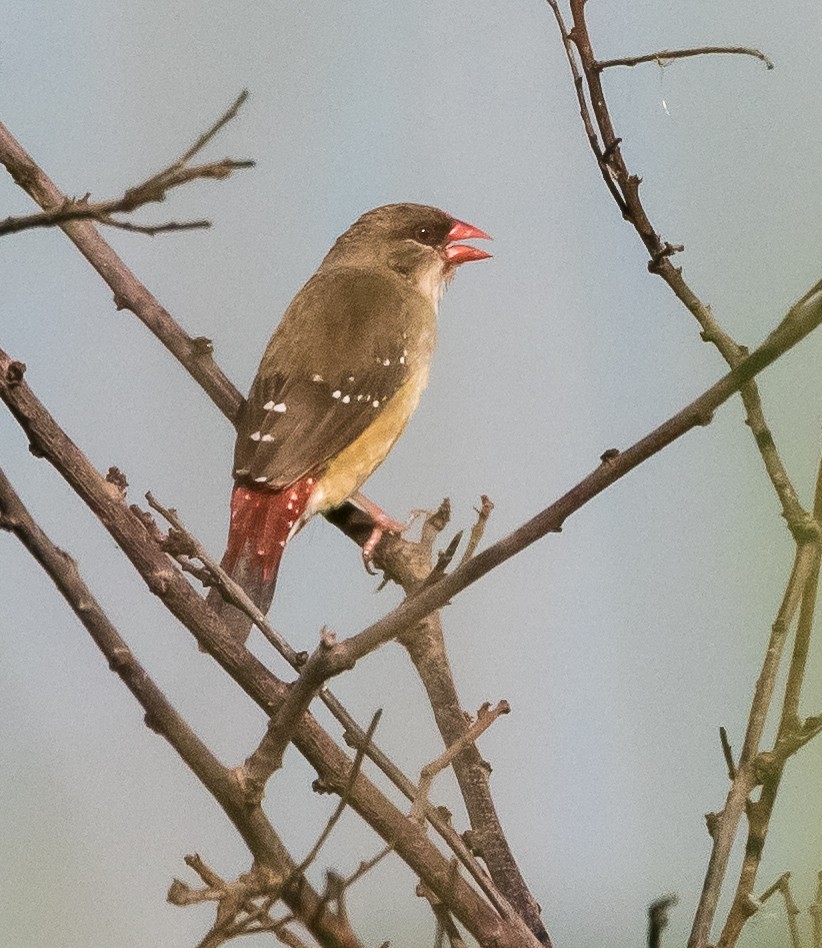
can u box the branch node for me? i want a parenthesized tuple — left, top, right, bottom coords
(719, 725, 737, 780)
(191, 335, 214, 357)
(5, 360, 26, 387)
(108, 646, 132, 671)
(105, 466, 129, 498)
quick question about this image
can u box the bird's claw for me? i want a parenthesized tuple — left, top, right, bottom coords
(362, 527, 383, 574)
(360, 509, 421, 574)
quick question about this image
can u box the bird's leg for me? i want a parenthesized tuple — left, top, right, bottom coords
(351, 491, 417, 572)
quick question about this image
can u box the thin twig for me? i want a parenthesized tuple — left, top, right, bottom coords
(179, 89, 249, 165)
(0, 118, 242, 418)
(413, 702, 510, 820)
(460, 496, 494, 565)
(758, 873, 802, 948)
(420, 531, 464, 589)
(295, 711, 381, 876)
(648, 895, 678, 948)
(0, 91, 253, 237)
(719, 727, 737, 780)
(598, 46, 774, 72)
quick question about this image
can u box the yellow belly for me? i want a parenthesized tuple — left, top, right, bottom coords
(313, 365, 429, 511)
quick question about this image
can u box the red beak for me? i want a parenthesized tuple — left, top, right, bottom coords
(444, 218, 492, 265)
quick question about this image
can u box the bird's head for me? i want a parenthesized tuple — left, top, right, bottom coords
(322, 203, 491, 305)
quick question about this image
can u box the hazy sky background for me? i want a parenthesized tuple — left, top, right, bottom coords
(2, 3, 822, 947)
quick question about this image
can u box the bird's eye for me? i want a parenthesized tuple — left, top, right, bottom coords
(414, 225, 435, 245)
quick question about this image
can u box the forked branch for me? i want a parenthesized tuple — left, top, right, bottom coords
(0, 91, 253, 237)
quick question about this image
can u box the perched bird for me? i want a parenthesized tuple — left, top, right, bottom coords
(209, 203, 491, 640)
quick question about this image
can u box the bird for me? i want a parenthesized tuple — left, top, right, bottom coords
(208, 203, 491, 641)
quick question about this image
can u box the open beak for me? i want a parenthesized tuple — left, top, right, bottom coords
(443, 218, 492, 265)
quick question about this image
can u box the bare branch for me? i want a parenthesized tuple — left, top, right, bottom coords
(420, 530, 464, 589)
(648, 895, 678, 948)
(295, 711, 381, 877)
(597, 46, 774, 72)
(719, 726, 737, 781)
(419, 875, 470, 948)
(545, 0, 806, 537)
(713, 445, 822, 948)
(250, 282, 822, 689)
(179, 89, 250, 164)
(0, 468, 358, 948)
(0, 119, 242, 418)
(0, 92, 253, 237)
(413, 702, 510, 820)
(144, 491, 507, 907)
(694, 539, 817, 948)
(0, 358, 529, 948)
(758, 873, 802, 948)
(460, 495, 494, 565)
(6, 269, 821, 944)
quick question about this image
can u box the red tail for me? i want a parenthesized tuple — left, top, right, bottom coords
(207, 479, 315, 643)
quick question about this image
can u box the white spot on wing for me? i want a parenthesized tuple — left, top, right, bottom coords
(272, 403, 287, 412)
(332, 390, 341, 399)
(262, 434, 274, 442)
(254, 476, 268, 483)
(372, 399, 380, 407)
(263, 401, 276, 410)
(382, 358, 391, 366)
(312, 374, 324, 382)
(342, 395, 350, 403)
(250, 431, 261, 441)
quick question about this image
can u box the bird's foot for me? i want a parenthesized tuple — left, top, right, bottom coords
(352, 492, 419, 573)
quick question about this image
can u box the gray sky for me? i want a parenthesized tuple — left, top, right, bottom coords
(2, 2, 822, 946)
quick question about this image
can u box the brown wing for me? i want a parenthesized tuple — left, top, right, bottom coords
(233, 267, 432, 489)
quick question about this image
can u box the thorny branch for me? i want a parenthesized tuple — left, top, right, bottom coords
(6, 263, 822, 943)
(145, 492, 510, 917)
(542, 5, 822, 947)
(0, 91, 253, 237)
(4, 18, 822, 946)
(544, 0, 808, 539)
(0, 350, 539, 948)
(0, 469, 361, 948)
